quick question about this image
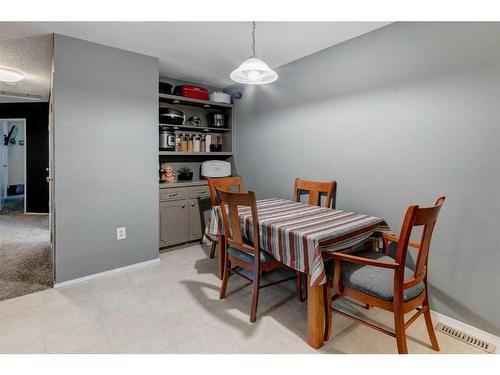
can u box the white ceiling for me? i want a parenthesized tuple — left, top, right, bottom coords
(0, 22, 390, 100)
(0, 34, 53, 102)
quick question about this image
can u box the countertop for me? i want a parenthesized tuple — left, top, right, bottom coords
(159, 180, 208, 188)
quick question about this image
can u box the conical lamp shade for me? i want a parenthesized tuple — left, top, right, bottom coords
(230, 56, 278, 85)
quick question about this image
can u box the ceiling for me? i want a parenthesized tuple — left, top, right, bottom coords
(0, 34, 52, 102)
(0, 22, 390, 101)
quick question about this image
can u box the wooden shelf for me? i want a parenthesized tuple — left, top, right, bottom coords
(159, 93, 232, 109)
(159, 123, 230, 132)
(159, 151, 233, 156)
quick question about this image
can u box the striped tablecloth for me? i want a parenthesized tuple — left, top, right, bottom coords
(204, 198, 390, 286)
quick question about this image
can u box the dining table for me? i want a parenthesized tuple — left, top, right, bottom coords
(204, 198, 390, 349)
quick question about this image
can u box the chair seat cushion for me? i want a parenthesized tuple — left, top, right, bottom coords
(227, 246, 276, 264)
(325, 250, 425, 302)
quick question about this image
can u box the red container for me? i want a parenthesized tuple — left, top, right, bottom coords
(173, 85, 209, 100)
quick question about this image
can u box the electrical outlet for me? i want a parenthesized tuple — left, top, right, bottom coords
(116, 227, 127, 240)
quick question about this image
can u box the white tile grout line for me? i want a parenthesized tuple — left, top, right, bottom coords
(431, 311, 500, 354)
(53, 258, 160, 288)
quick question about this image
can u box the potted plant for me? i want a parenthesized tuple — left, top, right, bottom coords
(177, 165, 193, 181)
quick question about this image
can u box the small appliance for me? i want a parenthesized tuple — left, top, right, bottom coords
(201, 160, 231, 178)
(173, 84, 209, 100)
(159, 107, 185, 126)
(159, 82, 173, 94)
(209, 91, 231, 104)
(208, 112, 226, 128)
(187, 116, 201, 127)
(159, 126, 176, 151)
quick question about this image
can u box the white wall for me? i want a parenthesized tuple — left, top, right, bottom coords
(231, 22, 500, 336)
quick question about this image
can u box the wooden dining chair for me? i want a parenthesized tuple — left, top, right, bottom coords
(217, 189, 302, 322)
(294, 178, 337, 209)
(207, 176, 244, 259)
(323, 196, 446, 354)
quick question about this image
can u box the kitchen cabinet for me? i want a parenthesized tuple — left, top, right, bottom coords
(189, 199, 203, 240)
(159, 200, 189, 247)
(159, 182, 211, 248)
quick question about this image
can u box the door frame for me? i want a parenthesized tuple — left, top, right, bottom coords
(0, 118, 27, 213)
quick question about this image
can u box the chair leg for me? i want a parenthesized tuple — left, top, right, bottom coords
(219, 260, 230, 300)
(323, 284, 332, 341)
(296, 272, 304, 302)
(423, 299, 440, 351)
(394, 311, 408, 354)
(249, 270, 260, 323)
(209, 242, 216, 259)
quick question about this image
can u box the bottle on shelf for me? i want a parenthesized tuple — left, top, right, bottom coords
(175, 133, 181, 152)
(180, 133, 188, 152)
(200, 135, 206, 153)
(187, 134, 194, 152)
(193, 134, 201, 152)
(205, 134, 211, 152)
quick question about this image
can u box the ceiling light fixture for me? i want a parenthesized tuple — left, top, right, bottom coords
(230, 22, 278, 85)
(0, 67, 24, 83)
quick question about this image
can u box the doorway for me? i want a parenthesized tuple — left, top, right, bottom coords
(0, 111, 52, 300)
(1, 119, 26, 214)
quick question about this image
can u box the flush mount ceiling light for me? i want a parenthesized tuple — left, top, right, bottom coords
(0, 67, 24, 83)
(230, 22, 278, 85)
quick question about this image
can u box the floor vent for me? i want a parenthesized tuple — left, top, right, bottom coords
(435, 323, 496, 353)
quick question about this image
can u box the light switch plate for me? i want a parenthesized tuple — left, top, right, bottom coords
(116, 227, 127, 240)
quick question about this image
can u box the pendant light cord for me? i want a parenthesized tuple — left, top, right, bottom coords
(252, 21, 256, 56)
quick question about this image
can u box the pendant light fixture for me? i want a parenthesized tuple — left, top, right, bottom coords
(0, 67, 24, 83)
(230, 22, 278, 85)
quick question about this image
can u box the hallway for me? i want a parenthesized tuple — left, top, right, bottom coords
(0, 206, 52, 301)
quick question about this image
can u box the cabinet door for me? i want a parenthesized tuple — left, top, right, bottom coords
(160, 200, 189, 247)
(189, 198, 203, 241)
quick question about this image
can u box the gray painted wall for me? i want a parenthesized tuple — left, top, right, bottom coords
(232, 22, 500, 335)
(52, 35, 159, 282)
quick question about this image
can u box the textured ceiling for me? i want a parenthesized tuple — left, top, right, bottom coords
(0, 21, 390, 94)
(0, 34, 53, 103)
(0, 22, 391, 103)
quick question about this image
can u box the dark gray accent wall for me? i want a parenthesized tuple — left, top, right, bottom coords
(52, 35, 159, 282)
(231, 23, 500, 335)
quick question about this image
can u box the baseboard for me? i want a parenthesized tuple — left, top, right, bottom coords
(54, 257, 160, 288)
(431, 311, 500, 354)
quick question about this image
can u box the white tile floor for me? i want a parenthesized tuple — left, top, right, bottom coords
(0, 244, 483, 354)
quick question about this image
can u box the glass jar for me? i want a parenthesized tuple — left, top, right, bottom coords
(193, 135, 201, 152)
(200, 135, 206, 153)
(187, 134, 194, 152)
(180, 133, 188, 152)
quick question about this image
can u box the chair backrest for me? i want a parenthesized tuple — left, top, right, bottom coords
(216, 189, 260, 260)
(395, 196, 446, 290)
(207, 176, 244, 207)
(294, 178, 337, 208)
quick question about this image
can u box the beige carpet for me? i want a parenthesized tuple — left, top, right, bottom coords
(0, 206, 52, 301)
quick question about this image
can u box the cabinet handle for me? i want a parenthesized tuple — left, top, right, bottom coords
(168, 193, 178, 197)
(182, 204, 185, 208)
(191, 202, 195, 207)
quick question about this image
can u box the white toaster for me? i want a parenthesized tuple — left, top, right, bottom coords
(201, 160, 231, 178)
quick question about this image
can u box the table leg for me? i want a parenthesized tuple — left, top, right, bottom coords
(307, 275, 326, 349)
(217, 236, 226, 280)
